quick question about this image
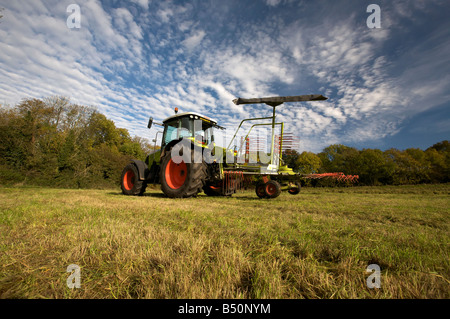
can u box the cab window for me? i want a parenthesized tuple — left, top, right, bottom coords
(163, 120, 178, 146)
(162, 117, 193, 146)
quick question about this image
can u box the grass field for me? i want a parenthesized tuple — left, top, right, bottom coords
(0, 184, 449, 299)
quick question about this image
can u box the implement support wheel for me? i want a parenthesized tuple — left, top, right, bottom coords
(264, 180, 281, 199)
(255, 182, 268, 199)
(288, 181, 301, 195)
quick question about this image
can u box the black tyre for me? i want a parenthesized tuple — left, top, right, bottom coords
(160, 146, 207, 198)
(255, 182, 268, 199)
(264, 180, 281, 199)
(121, 163, 147, 196)
(288, 181, 301, 195)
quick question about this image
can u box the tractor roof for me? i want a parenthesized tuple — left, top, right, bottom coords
(163, 112, 218, 125)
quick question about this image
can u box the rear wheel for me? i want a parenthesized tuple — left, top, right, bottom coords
(264, 180, 281, 199)
(121, 163, 147, 196)
(160, 147, 207, 198)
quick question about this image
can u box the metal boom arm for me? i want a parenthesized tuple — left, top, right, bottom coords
(233, 94, 327, 107)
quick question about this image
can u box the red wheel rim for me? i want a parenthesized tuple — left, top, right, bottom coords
(165, 157, 187, 189)
(257, 185, 266, 197)
(123, 170, 135, 191)
(266, 183, 277, 196)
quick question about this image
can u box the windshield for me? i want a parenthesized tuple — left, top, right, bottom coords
(163, 117, 192, 146)
(162, 117, 215, 147)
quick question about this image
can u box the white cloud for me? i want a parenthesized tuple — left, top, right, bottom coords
(131, 0, 150, 10)
(181, 30, 206, 51)
(113, 8, 143, 40)
(266, 0, 282, 7)
(178, 20, 194, 32)
(157, 7, 173, 23)
(0, 0, 448, 153)
(0, 0, 157, 137)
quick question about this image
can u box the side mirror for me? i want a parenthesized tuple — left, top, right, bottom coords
(147, 117, 153, 129)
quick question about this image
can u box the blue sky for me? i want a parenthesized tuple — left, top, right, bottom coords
(0, 0, 449, 153)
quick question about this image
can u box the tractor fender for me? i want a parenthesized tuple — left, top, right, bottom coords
(131, 159, 148, 181)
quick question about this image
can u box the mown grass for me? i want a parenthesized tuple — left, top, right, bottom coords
(0, 184, 448, 299)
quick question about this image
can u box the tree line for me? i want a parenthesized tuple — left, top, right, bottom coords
(283, 141, 449, 186)
(0, 97, 152, 188)
(0, 96, 448, 188)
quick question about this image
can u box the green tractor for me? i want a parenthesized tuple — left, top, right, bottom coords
(120, 94, 349, 199)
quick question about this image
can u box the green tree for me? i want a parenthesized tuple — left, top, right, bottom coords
(0, 97, 149, 188)
(405, 148, 430, 183)
(87, 111, 121, 148)
(384, 148, 428, 185)
(428, 140, 449, 153)
(426, 140, 449, 182)
(358, 148, 393, 185)
(0, 106, 23, 167)
(296, 151, 322, 174)
(424, 148, 446, 183)
(318, 144, 360, 175)
(58, 129, 76, 171)
(282, 149, 301, 172)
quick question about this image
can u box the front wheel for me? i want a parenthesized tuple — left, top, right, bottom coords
(121, 163, 147, 196)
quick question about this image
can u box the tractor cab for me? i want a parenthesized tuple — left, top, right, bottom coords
(161, 112, 218, 148)
(148, 110, 223, 149)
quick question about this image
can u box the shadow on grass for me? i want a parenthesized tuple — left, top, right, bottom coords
(107, 191, 167, 198)
(106, 190, 269, 201)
